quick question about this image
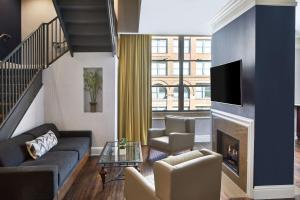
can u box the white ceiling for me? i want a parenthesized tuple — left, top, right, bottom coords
(139, 0, 230, 35)
(139, 0, 300, 37)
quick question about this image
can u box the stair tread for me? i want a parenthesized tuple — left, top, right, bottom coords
(64, 19, 108, 24)
(59, 5, 106, 10)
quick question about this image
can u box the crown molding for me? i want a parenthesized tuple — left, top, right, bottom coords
(211, 0, 297, 34)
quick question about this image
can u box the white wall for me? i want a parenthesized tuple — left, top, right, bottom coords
(12, 87, 45, 137)
(21, 0, 56, 39)
(43, 53, 117, 148)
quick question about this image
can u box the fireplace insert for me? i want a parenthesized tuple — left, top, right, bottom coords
(217, 130, 240, 175)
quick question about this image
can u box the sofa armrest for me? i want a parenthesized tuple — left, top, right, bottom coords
(169, 132, 195, 151)
(59, 130, 92, 146)
(124, 167, 158, 200)
(148, 128, 165, 140)
(0, 165, 58, 200)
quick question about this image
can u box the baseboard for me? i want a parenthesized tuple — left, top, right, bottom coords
(253, 185, 295, 199)
(91, 147, 103, 156)
(195, 134, 211, 143)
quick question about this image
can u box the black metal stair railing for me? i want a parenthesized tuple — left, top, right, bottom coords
(0, 17, 69, 127)
(107, 0, 118, 55)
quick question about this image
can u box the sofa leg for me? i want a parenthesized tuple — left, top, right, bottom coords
(190, 148, 193, 151)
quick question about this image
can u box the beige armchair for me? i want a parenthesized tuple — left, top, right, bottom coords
(148, 116, 195, 157)
(124, 149, 222, 200)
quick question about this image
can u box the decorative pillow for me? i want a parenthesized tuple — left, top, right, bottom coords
(26, 130, 58, 160)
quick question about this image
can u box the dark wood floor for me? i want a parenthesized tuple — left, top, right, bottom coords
(63, 142, 300, 200)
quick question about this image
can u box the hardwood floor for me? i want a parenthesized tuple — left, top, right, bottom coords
(63, 143, 300, 200)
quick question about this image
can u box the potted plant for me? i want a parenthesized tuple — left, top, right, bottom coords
(84, 69, 102, 112)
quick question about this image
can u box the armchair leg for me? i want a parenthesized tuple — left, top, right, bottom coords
(147, 147, 151, 160)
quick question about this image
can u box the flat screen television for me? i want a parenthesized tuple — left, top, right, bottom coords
(210, 60, 242, 105)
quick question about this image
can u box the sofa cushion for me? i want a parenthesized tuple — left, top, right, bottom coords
(51, 137, 90, 160)
(0, 134, 35, 167)
(25, 123, 60, 138)
(165, 116, 186, 135)
(21, 151, 78, 185)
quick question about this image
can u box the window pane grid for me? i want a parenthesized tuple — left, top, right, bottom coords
(152, 36, 211, 111)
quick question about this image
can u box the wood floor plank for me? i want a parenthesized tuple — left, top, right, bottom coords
(64, 144, 300, 200)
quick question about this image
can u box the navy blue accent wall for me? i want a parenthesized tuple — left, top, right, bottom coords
(212, 5, 295, 186)
(254, 5, 295, 186)
(0, 0, 21, 60)
(212, 7, 256, 119)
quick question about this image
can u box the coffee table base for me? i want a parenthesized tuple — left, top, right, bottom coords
(98, 164, 141, 189)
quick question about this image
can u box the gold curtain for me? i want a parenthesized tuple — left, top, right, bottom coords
(118, 34, 152, 145)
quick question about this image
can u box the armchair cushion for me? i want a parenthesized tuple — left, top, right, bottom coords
(148, 128, 165, 139)
(165, 116, 186, 135)
(149, 136, 169, 152)
(162, 150, 203, 166)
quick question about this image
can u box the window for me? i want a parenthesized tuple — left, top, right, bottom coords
(152, 61, 167, 76)
(196, 62, 211, 75)
(152, 86, 167, 99)
(173, 39, 178, 53)
(195, 86, 211, 99)
(184, 39, 190, 53)
(173, 62, 190, 76)
(152, 36, 211, 111)
(173, 87, 190, 99)
(196, 40, 211, 53)
(152, 39, 167, 53)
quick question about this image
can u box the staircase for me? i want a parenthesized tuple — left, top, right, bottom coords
(0, 0, 117, 140)
(53, 0, 117, 55)
(0, 17, 68, 140)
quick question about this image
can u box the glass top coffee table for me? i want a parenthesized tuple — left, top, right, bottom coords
(97, 141, 143, 188)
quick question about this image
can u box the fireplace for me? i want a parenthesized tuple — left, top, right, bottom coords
(212, 111, 253, 194)
(217, 130, 240, 175)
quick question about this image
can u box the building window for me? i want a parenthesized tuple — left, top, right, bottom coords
(152, 86, 167, 99)
(173, 39, 178, 53)
(152, 61, 167, 76)
(195, 86, 211, 99)
(173, 62, 190, 76)
(196, 40, 211, 53)
(196, 62, 211, 75)
(173, 87, 190, 99)
(152, 39, 167, 53)
(184, 39, 190, 53)
(151, 36, 211, 111)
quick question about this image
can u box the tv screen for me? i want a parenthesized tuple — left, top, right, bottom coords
(210, 60, 242, 105)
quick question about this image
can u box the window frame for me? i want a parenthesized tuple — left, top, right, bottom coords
(152, 36, 211, 112)
(152, 39, 168, 54)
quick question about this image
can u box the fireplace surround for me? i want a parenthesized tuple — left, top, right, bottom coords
(217, 130, 240, 175)
(211, 109, 254, 196)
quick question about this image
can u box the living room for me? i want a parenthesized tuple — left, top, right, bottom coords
(0, 0, 299, 199)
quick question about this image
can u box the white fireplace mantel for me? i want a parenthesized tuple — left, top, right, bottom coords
(211, 109, 255, 197)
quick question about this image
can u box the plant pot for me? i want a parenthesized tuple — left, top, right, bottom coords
(90, 102, 97, 112)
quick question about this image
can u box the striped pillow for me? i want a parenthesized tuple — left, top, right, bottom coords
(26, 130, 58, 160)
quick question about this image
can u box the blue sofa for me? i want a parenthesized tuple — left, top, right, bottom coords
(0, 123, 92, 200)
